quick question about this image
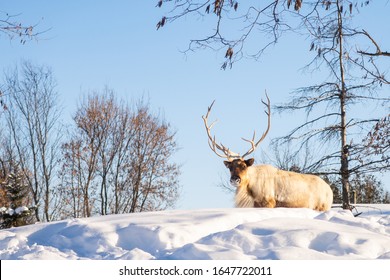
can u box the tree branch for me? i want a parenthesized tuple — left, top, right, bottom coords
(357, 29, 390, 58)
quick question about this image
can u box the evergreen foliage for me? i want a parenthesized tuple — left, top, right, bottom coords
(0, 171, 36, 229)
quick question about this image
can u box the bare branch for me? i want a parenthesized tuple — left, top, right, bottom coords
(158, 1, 288, 68)
(357, 29, 390, 58)
(0, 11, 46, 44)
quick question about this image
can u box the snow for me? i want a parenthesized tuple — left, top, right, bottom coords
(0, 205, 390, 260)
(0, 206, 30, 216)
(15, 206, 29, 215)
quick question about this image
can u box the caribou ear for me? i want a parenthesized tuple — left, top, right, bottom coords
(245, 158, 255, 167)
(224, 161, 231, 168)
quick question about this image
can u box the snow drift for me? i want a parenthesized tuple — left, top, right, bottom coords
(0, 206, 390, 260)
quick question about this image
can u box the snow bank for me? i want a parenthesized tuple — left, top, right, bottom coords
(0, 206, 390, 260)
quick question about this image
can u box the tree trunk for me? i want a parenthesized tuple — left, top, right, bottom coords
(337, 1, 350, 210)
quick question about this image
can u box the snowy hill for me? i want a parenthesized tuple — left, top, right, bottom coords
(1, 206, 390, 260)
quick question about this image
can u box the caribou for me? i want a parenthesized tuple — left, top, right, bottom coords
(202, 94, 333, 211)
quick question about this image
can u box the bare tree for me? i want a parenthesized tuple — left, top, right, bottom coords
(61, 91, 112, 217)
(57, 90, 181, 218)
(72, 89, 120, 216)
(275, 1, 389, 209)
(128, 102, 180, 212)
(58, 90, 131, 218)
(57, 139, 86, 218)
(2, 61, 63, 221)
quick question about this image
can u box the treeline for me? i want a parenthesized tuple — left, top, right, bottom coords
(0, 61, 181, 226)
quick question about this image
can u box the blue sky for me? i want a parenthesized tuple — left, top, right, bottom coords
(1, 1, 389, 209)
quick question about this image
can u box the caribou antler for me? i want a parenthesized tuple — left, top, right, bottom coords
(241, 93, 271, 158)
(202, 92, 271, 160)
(202, 100, 241, 160)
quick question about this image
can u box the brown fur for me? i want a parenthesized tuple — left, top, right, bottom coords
(224, 159, 333, 211)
